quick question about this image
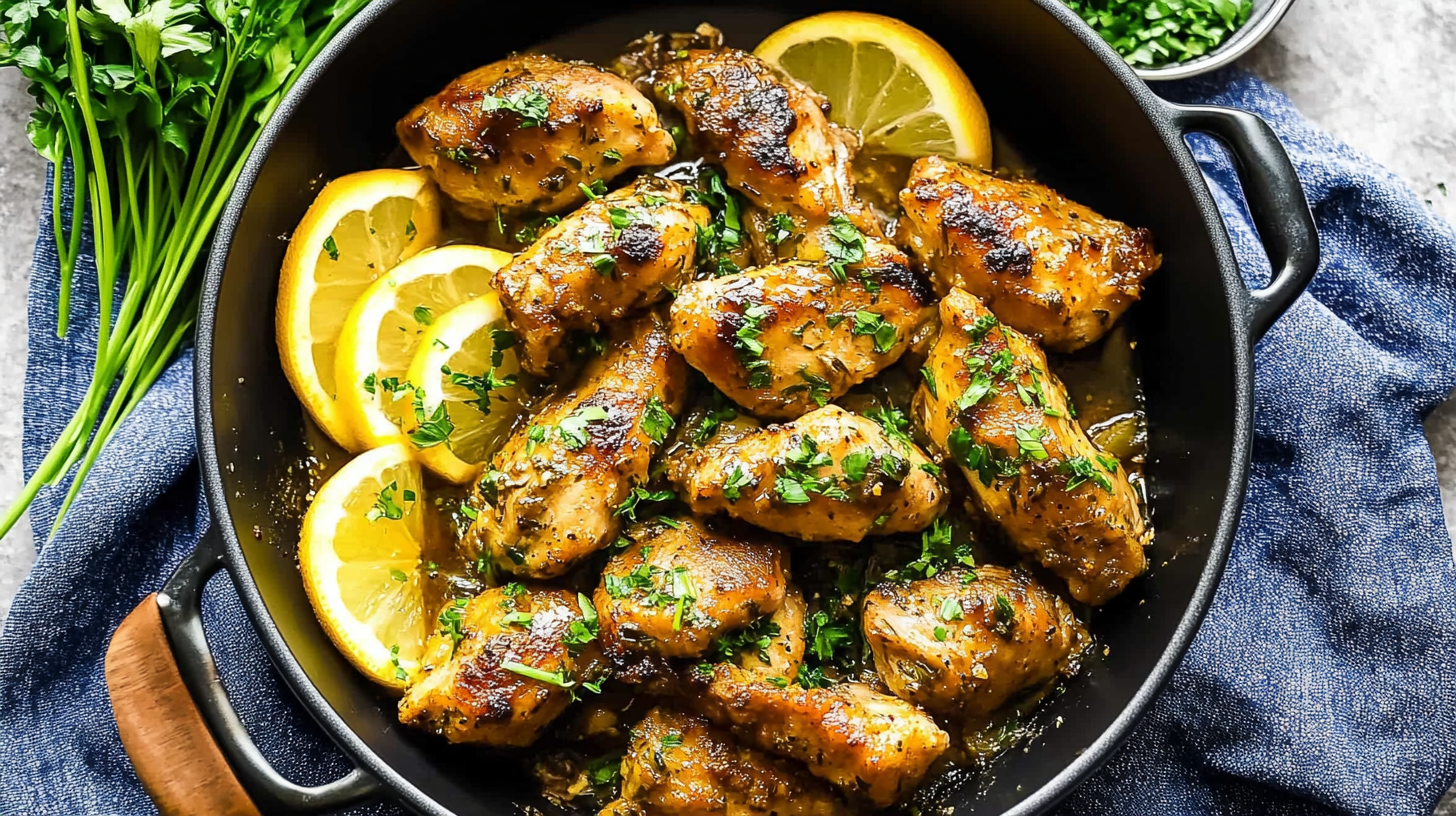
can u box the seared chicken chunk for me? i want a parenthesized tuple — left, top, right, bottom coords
(671, 405, 946, 542)
(399, 587, 604, 746)
(652, 49, 875, 232)
(595, 516, 788, 659)
(467, 317, 687, 578)
(398, 54, 674, 220)
(863, 566, 1087, 719)
(731, 583, 806, 679)
(669, 236, 934, 420)
(496, 177, 710, 374)
(914, 289, 1149, 604)
(602, 705, 847, 816)
(898, 156, 1161, 352)
(688, 663, 949, 807)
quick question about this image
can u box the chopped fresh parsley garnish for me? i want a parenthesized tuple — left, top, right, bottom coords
(957, 368, 996, 411)
(500, 611, 534, 628)
(412, 305, 434, 326)
(660, 732, 684, 750)
(366, 481, 409, 521)
(408, 389, 455, 448)
(389, 568, 407, 582)
(480, 89, 550, 127)
(389, 644, 408, 681)
(684, 166, 746, 276)
(693, 390, 738, 444)
(642, 396, 675, 444)
(1061, 455, 1115, 492)
(438, 597, 468, 656)
(443, 364, 517, 414)
(603, 148, 623, 164)
(322, 235, 339, 261)
(920, 366, 938, 398)
(734, 302, 774, 389)
(1065, 0, 1253, 68)
(933, 626, 948, 642)
(841, 448, 874, 483)
(794, 664, 831, 689)
(805, 608, 856, 665)
(938, 596, 964, 622)
(822, 214, 866, 282)
(850, 310, 897, 353)
(713, 617, 782, 663)
(774, 435, 849, 505)
(558, 405, 611, 450)
(614, 486, 676, 523)
(1014, 424, 1051, 460)
(889, 517, 975, 581)
(783, 368, 832, 407)
(967, 313, 1000, 343)
(562, 593, 600, 653)
(766, 212, 796, 246)
(501, 660, 574, 688)
(866, 406, 916, 451)
(723, 466, 752, 502)
(993, 592, 1016, 636)
(579, 179, 608, 200)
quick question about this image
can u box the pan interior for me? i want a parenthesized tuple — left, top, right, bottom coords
(202, 2, 1241, 813)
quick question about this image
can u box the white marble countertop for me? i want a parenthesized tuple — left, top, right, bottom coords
(0, 0, 1453, 807)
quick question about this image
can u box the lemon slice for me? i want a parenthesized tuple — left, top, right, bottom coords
(755, 12, 992, 166)
(335, 245, 514, 452)
(299, 442, 428, 690)
(403, 293, 526, 484)
(277, 169, 444, 450)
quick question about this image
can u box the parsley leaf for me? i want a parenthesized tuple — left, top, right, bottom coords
(850, 310, 898, 353)
(480, 89, 551, 127)
(642, 396, 675, 445)
(822, 214, 866, 282)
(558, 405, 611, 450)
(734, 302, 774, 388)
(366, 481, 410, 521)
(614, 486, 676, 523)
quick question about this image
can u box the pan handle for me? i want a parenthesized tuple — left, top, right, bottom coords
(108, 528, 382, 815)
(1164, 102, 1319, 343)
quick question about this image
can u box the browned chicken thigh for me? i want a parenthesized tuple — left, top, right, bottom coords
(496, 177, 710, 375)
(669, 235, 934, 420)
(398, 54, 675, 220)
(689, 663, 949, 807)
(601, 705, 848, 816)
(466, 317, 687, 578)
(898, 156, 1161, 352)
(863, 566, 1088, 719)
(595, 516, 788, 659)
(652, 49, 876, 233)
(914, 288, 1150, 604)
(399, 586, 604, 746)
(671, 404, 946, 542)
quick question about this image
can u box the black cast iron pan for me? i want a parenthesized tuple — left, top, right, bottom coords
(102, 1, 1318, 814)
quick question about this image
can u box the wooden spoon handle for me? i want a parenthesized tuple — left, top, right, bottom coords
(105, 593, 263, 816)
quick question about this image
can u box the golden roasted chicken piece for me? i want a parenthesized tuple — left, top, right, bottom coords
(863, 566, 1088, 719)
(595, 516, 788, 659)
(496, 177, 711, 375)
(670, 405, 947, 542)
(398, 586, 604, 746)
(397, 54, 675, 220)
(601, 705, 847, 816)
(688, 663, 949, 807)
(669, 235, 933, 420)
(466, 317, 687, 578)
(898, 156, 1161, 352)
(652, 49, 876, 233)
(914, 289, 1150, 604)
(731, 583, 806, 679)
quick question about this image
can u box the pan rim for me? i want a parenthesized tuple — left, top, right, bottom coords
(193, 1, 1255, 813)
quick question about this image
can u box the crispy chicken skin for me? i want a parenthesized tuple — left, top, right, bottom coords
(863, 566, 1088, 719)
(914, 289, 1149, 604)
(496, 177, 711, 375)
(688, 663, 949, 807)
(652, 49, 877, 233)
(466, 317, 687, 578)
(669, 237, 934, 420)
(733, 583, 806, 679)
(671, 405, 947, 542)
(399, 587, 604, 746)
(898, 156, 1161, 352)
(397, 55, 675, 220)
(601, 705, 848, 816)
(595, 516, 788, 659)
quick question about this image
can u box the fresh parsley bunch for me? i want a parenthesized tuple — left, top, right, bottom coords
(0, 0, 369, 538)
(1064, 0, 1253, 67)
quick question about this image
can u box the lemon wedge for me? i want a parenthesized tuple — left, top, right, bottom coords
(403, 293, 526, 484)
(277, 169, 444, 450)
(755, 12, 992, 166)
(299, 442, 428, 690)
(335, 245, 513, 452)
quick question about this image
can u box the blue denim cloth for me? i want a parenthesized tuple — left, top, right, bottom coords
(3, 69, 1455, 816)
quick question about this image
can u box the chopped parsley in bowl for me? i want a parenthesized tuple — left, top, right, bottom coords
(1065, 0, 1255, 68)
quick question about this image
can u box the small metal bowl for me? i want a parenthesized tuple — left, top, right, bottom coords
(1131, 0, 1298, 81)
